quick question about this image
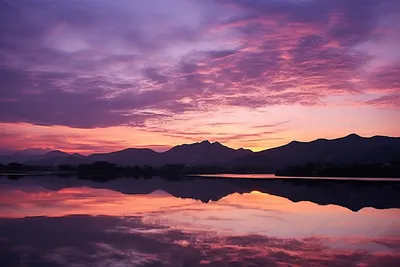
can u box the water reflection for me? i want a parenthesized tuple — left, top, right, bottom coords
(193, 173, 400, 181)
(0, 176, 399, 266)
(1, 175, 399, 211)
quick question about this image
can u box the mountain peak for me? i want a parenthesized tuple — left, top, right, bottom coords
(237, 147, 253, 153)
(212, 141, 223, 146)
(200, 140, 211, 144)
(288, 140, 301, 145)
(346, 133, 361, 138)
(340, 133, 364, 141)
(18, 148, 52, 156)
(45, 150, 68, 156)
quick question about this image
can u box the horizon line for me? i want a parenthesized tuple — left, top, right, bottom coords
(2, 132, 399, 156)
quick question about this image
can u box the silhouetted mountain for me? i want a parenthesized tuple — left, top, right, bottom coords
(162, 140, 252, 165)
(0, 150, 73, 165)
(0, 148, 52, 156)
(25, 153, 88, 166)
(1, 134, 399, 171)
(22, 141, 251, 167)
(43, 150, 69, 157)
(88, 148, 160, 166)
(83, 141, 252, 166)
(230, 134, 400, 171)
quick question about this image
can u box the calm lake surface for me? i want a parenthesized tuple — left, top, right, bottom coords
(0, 175, 399, 267)
(193, 173, 400, 181)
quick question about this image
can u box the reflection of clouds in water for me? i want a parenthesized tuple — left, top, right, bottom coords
(139, 193, 399, 242)
(1, 181, 399, 266)
(43, 243, 158, 267)
(0, 215, 399, 267)
(1, 184, 399, 244)
(109, 226, 168, 235)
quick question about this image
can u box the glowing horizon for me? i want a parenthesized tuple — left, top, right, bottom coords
(0, 0, 399, 154)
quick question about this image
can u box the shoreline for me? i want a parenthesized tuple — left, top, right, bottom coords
(2, 171, 400, 182)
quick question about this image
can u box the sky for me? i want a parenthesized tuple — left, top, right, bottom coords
(0, 0, 399, 154)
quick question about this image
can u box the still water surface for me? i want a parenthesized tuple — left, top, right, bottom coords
(0, 176, 399, 266)
(193, 173, 400, 181)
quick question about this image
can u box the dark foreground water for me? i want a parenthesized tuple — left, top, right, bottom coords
(0, 175, 399, 267)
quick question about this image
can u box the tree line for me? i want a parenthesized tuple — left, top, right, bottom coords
(275, 161, 400, 178)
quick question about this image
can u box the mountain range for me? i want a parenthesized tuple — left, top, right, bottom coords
(1, 134, 399, 171)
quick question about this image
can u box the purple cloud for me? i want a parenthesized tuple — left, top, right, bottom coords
(0, 0, 399, 129)
(367, 94, 400, 109)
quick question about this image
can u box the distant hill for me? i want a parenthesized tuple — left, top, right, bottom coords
(1, 134, 399, 170)
(161, 140, 252, 166)
(0, 150, 71, 165)
(24, 152, 88, 166)
(88, 148, 161, 166)
(0, 148, 52, 156)
(3, 140, 252, 167)
(86, 140, 252, 166)
(229, 134, 400, 171)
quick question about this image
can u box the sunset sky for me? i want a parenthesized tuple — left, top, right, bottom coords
(1, 0, 399, 154)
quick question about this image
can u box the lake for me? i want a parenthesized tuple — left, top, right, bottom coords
(192, 173, 400, 181)
(0, 175, 399, 266)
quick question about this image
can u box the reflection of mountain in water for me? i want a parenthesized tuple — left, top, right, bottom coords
(1, 176, 399, 212)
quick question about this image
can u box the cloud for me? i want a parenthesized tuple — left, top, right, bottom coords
(143, 126, 283, 144)
(141, 67, 169, 85)
(200, 0, 400, 102)
(207, 49, 238, 60)
(0, 0, 399, 131)
(0, 66, 177, 128)
(251, 121, 290, 129)
(366, 94, 400, 109)
(0, 123, 134, 154)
